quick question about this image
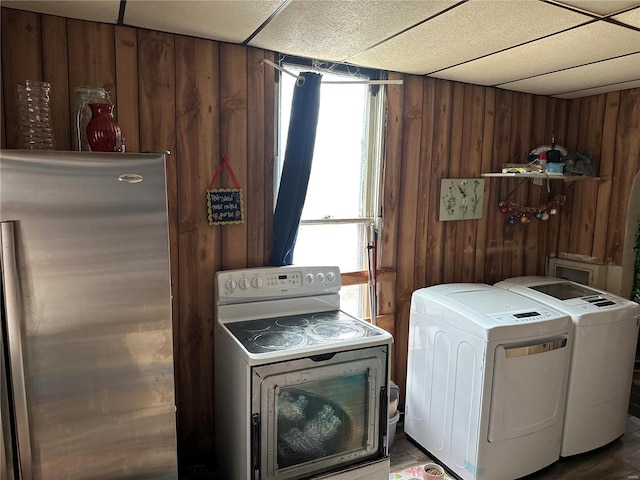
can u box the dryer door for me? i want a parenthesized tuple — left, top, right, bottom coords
(488, 335, 570, 442)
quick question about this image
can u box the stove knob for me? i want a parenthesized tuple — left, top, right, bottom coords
(326, 271, 336, 282)
(305, 273, 315, 284)
(251, 277, 263, 289)
(225, 279, 237, 291)
(316, 272, 325, 283)
(238, 277, 250, 290)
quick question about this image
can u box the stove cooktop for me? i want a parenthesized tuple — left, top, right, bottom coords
(225, 310, 384, 354)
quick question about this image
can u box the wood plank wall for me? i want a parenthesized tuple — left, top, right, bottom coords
(2, 7, 639, 466)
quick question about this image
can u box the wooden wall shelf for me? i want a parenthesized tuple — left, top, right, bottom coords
(482, 172, 601, 215)
(481, 172, 600, 181)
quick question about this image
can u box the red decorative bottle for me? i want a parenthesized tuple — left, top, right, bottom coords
(86, 103, 123, 152)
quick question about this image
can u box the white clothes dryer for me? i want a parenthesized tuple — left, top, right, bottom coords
(495, 276, 640, 457)
(404, 283, 573, 480)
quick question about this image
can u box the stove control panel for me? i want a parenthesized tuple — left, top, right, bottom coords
(216, 265, 341, 303)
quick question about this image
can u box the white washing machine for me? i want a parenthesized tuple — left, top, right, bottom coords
(404, 283, 573, 480)
(495, 276, 640, 457)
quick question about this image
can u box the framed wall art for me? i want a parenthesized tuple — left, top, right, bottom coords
(439, 178, 484, 221)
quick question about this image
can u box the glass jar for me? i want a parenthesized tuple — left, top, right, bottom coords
(72, 86, 111, 151)
(16, 80, 56, 150)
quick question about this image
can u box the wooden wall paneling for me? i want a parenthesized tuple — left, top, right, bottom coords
(543, 98, 568, 259)
(41, 15, 70, 151)
(485, 88, 513, 283)
(1, 9, 43, 148)
(246, 48, 267, 267)
(556, 98, 582, 256)
(474, 87, 495, 282)
(67, 19, 116, 109)
(175, 35, 220, 462)
(564, 97, 581, 151)
(568, 95, 606, 257)
(444, 82, 464, 284)
(506, 92, 533, 278)
(219, 43, 249, 270)
(262, 51, 277, 265)
(554, 179, 573, 257)
(425, 80, 453, 287)
(592, 91, 621, 262)
(413, 76, 435, 288)
(456, 84, 485, 282)
(379, 72, 405, 336)
(394, 74, 424, 400)
(547, 97, 568, 149)
(527, 95, 549, 275)
(138, 31, 176, 153)
(115, 26, 140, 153)
(607, 88, 640, 264)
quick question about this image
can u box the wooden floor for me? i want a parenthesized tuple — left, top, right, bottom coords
(390, 415, 640, 479)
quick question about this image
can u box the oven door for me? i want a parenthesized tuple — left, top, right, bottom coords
(252, 346, 388, 480)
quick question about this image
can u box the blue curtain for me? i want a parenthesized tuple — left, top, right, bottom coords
(270, 71, 323, 266)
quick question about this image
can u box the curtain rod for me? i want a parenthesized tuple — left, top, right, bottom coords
(261, 59, 403, 85)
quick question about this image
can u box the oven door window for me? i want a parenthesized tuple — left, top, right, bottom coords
(254, 350, 385, 480)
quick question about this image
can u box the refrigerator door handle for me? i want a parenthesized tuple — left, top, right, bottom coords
(1, 222, 33, 480)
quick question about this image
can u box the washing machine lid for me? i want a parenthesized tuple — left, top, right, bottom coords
(495, 276, 640, 326)
(411, 283, 571, 340)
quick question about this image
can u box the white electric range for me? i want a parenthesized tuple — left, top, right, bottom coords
(213, 265, 393, 480)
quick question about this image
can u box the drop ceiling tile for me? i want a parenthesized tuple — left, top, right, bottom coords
(497, 53, 640, 96)
(349, 0, 593, 75)
(124, 0, 284, 43)
(553, 79, 640, 98)
(611, 7, 640, 27)
(432, 21, 640, 86)
(0, 0, 120, 23)
(551, 0, 640, 16)
(248, 0, 458, 62)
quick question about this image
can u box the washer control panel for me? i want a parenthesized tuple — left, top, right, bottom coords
(490, 308, 557, 324)
(216, 265, 341, 303)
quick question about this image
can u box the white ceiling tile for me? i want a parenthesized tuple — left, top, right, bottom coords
(497, 53, 640, 96)
(432, 21, 640, 86)
(553, 79, 640, 98)
(1, 0, 120, 23)
(611, 7, 640, 27)
(2, 0, 637, 99)
(248, 0, 459, 62)
(551, 0, 640, 16)
(348, 0, 593, 75)
(124, 0, 285, 43)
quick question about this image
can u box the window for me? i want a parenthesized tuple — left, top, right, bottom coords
(276, 61, 385, 317)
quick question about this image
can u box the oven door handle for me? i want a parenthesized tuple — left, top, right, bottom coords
(251, 413, 260, 480)
(310, 352, 336, 362)
(379, 385, 388, 455)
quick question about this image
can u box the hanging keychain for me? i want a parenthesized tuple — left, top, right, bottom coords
(206, 154, 245, 225)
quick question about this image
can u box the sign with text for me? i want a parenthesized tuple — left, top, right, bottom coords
(207, 188, 245, 225)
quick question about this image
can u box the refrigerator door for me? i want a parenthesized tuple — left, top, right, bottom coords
(0, 150, 177, 479)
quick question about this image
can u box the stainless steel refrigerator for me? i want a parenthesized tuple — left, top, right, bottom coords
(0, 150, 178, 479)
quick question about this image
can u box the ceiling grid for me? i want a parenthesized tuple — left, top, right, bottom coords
(1, 0, 639, 98)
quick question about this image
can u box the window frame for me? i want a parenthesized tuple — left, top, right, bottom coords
(274, 58, 386, 318)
